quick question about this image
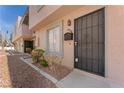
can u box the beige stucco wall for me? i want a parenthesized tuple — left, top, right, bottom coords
(12, 16, 22, 42)
(31, 5, 124, 85)
(35, 30, 46, 49)
(15, 38, 24, 52)
(106, 6, 124, 84)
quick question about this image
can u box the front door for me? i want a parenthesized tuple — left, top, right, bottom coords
(24, 41, 33, 53)
(74, 8, 105, 76)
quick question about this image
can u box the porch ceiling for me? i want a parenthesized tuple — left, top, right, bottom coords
(30, 5, 83, 32)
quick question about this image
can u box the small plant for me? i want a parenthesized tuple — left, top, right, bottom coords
(31, 49, 39, 62)
(39, 60, 49, 67)
(31, 49, 45, 63)
(31, 49, 49, 67)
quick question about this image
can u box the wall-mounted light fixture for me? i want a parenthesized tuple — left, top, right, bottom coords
(33, 31, 35, 34)
(67, 19, 71, 26)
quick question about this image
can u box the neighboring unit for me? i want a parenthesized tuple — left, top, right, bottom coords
(12, 8, 33, 53)
(29, 5, 124, 87)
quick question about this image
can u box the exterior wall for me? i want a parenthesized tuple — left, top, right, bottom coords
(12, 16, 22, 42)
(13, 12, 32, 53)
(29, 5, 62, 29)
(106, 6, 124, 84)
(30, 5, 124, 86)
(13, 23, 32, 42)
(20, 24, 32, 37)
(15, 38, 24, 52)
(16, 16, 22, 33)
(34, 31, 46, 49)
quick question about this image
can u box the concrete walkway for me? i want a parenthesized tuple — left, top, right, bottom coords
(56, 70, 110, 88)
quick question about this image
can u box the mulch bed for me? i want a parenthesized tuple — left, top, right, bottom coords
(33, 62, 72, 80)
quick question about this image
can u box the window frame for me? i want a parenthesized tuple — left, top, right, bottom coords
(46, 21, 63, 56)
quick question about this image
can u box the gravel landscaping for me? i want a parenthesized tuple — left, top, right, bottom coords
(0, 51, 56, 88)
(33, 62, 72, 80)
(21, 52, 72, 81)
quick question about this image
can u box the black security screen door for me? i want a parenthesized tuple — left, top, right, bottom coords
(24, 41, 33, 53)
(74, 8, 105, 76)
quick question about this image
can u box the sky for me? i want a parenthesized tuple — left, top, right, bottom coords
(0, 5, 27, 40)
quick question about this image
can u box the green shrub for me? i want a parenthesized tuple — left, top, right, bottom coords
(31, 49, 45, 62)
(40, 60, 49, 67)
(31, 49, 49, 67)
(35, 49, 45, 57)
(32, 56, 37, 62)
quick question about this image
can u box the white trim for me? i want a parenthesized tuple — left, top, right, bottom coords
(104, 6, 108, 77)
(46, 21, 64, 56)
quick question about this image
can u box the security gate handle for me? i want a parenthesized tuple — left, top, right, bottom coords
(74, 41, 78, 46)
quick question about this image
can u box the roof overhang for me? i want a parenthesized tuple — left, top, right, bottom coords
(30, 5, 83, 32)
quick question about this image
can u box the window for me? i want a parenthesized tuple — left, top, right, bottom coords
(48, 26, 62, 55)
